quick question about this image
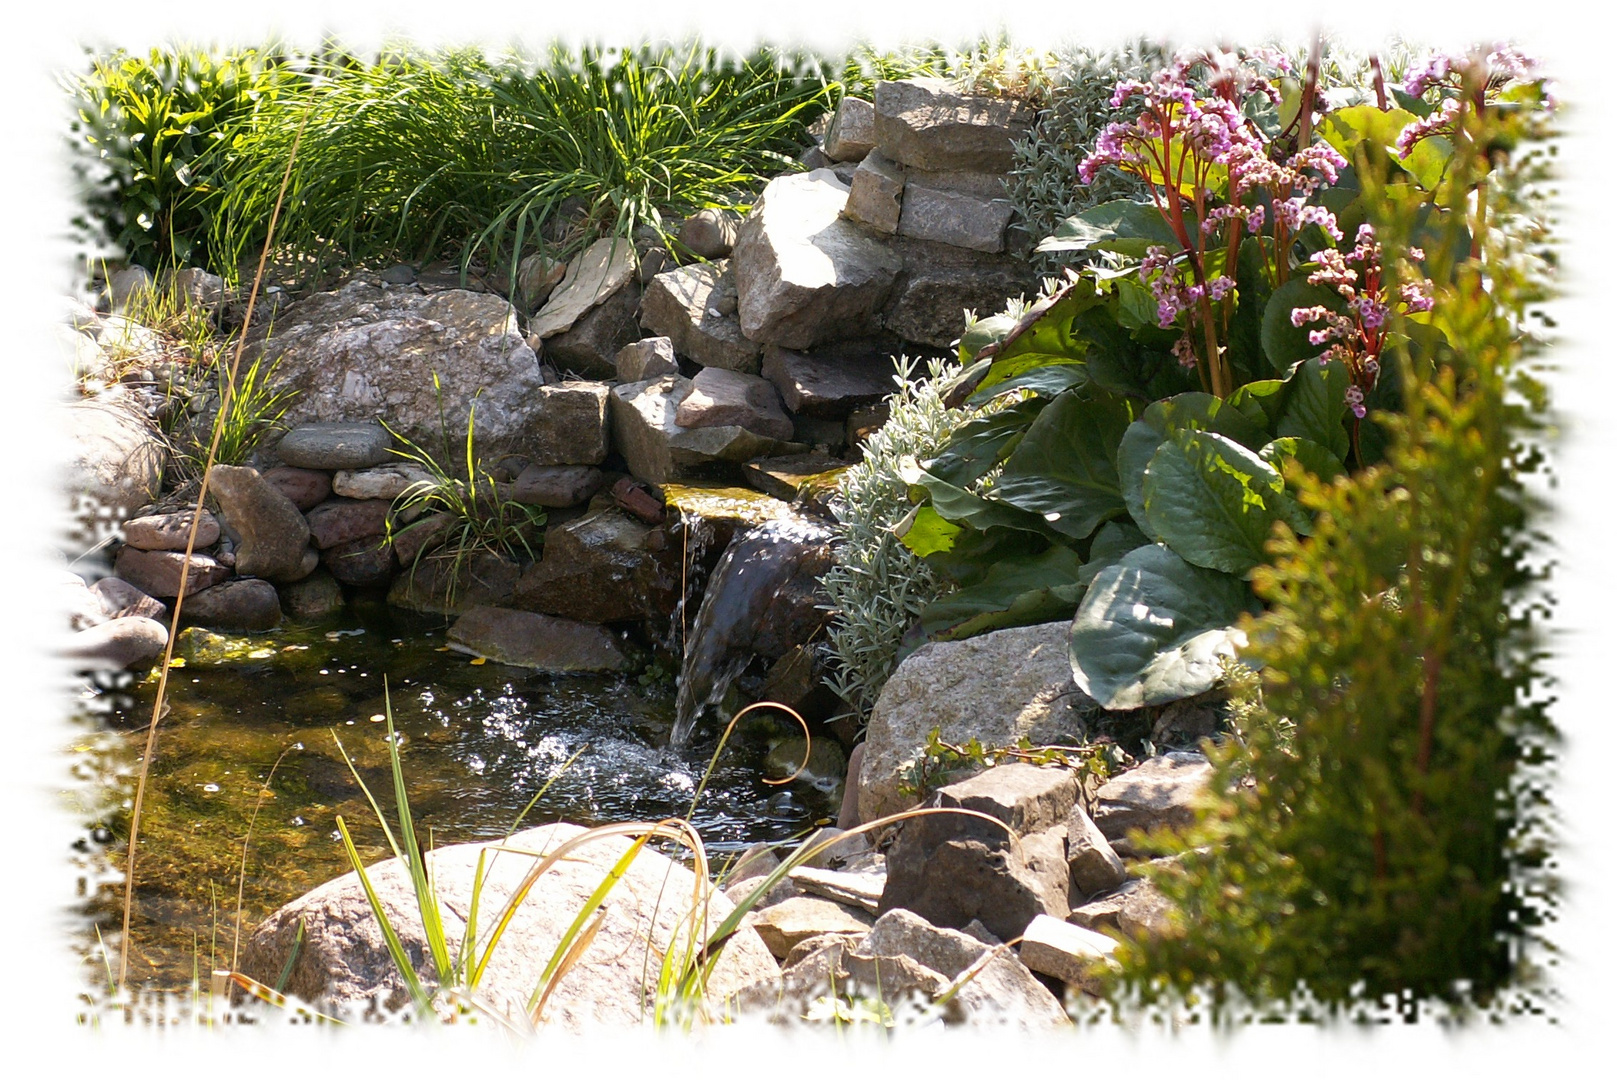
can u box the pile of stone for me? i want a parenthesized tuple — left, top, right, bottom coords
(710, 746, 1211, 1024)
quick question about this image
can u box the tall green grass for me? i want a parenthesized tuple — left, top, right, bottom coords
(206, 43, 840, 288)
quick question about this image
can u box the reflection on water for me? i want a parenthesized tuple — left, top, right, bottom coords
(72, 598, 837, 993)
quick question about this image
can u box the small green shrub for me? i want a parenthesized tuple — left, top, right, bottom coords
(821, 356, 973, 722)
(66, 45, 291, 271)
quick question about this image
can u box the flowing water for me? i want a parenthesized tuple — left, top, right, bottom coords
(671, 516, 834, 746)
(70, 594, 838, 995)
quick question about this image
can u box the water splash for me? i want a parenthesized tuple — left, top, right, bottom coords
(671, 516, 833, 746)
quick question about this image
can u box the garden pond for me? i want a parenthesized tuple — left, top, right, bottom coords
(72, 596, 843, 994)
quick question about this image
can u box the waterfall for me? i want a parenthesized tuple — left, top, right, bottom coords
(670, 516, 833, 747)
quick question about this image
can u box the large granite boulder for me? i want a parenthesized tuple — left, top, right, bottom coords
(638, 261, 762, 373)
(896, 169, 1014, 254)
(883, 237, 1039, 349)
(609, 376, 802, 485)
(858, 620, 1092, 824)
(524, 382, 611, 466)
(873, 79, 1033, 173)
(1093, 751, 1214, 855)
(730, 169, 902, 349)
(541, 279, 642, 381)
(61, 397, 165, 551)
(245, 283, 545, 466)
(674, 368, 794, 441)
(877, 763, 1076, 942)
(823, 97, 877, 163)
(760, 346, 895, 419)
(526, 237, 639, 340)
(238, 821, 779, 1028)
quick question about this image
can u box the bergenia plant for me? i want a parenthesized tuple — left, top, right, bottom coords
(1078, 49, 1358, 398)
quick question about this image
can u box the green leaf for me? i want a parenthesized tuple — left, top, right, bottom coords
(917, 545, 1087, 642)
(1071, 305, 1194, 400)
(958, 316, 1019, 364)
(1317, 105, 1419, 160)
(926, 398, 1043, 486)
(895, 504, 963, 558)
(1275, 357, 1351, 461)
(1141, 429, 1298, 575)
(1038, 198, 1179, 255)
(910, 465, 1059, 539)
(965, 362, 1088, 406)
(1226, 236, 1274, 385)
(1078, 519, 1151, 588)
(991, 390, 1136, 540)
(1262, 275, 1345, 371)
(1260, 436, 1346, 485)
(1117, 392, 1269, 530)
(1070, 543, 1252, 710)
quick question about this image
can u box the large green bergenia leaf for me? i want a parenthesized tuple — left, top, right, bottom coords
(1275, 357, 1351, 461)
(991, 390, 1135, 540)
(1070, 543, 1252, 710)
(1117, 392, 1269, 530)
(926, 398, 1043, 487)
(902, 459, 1058, 539)
(1317, 105, 1419, 160)
(1037, 198, 1180, 255)
(917, 545, 1087, 643)
(965, 362, 1089, 406)
(1141, 429, 1299, 575)
(1261, 275, 1346, 371)
(1077, 519, 1150, 589)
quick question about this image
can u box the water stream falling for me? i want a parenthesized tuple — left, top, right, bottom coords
(671, 515, 833, 746)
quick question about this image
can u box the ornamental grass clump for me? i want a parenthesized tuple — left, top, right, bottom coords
(207, 43, 837, 288)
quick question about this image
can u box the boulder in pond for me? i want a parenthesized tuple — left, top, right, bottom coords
(447, 606, 630, 672)
(513, 506, 680, 623)
(280, 569, 345, 621)
(64, 616, 168, 671)
(238, 821, 780, 1028)
(182, 578, 282, 632)
(387, 550, 522, 616)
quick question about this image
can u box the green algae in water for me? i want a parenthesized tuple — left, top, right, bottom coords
(78, 602, 839, 993)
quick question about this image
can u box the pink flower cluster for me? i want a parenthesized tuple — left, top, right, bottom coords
(1289, 224, 1435, 418)
(1079, 65, 1263, 186)
(1399, 43, 1557, 155)
(1141, 245, 1233, 330)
